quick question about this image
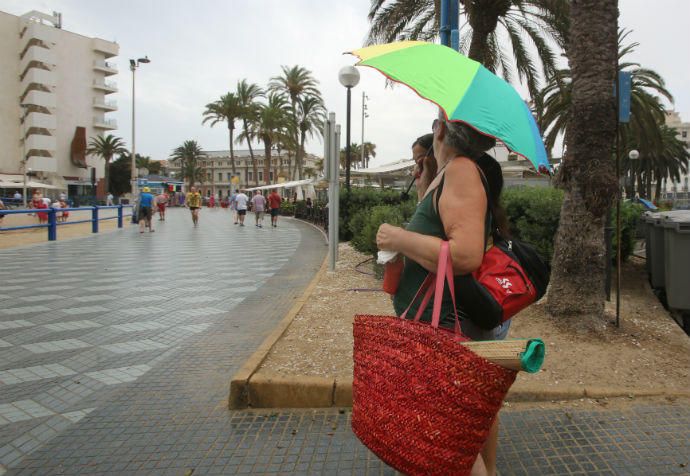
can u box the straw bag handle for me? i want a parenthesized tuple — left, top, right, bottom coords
(400, 241, 462, 333)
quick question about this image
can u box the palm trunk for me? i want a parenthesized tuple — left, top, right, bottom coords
(103, 156, 110, 197)
(545, 0, 618, 320)
(228, 125, 236, 176)
(654, 177, 663, 204)
(466, 2, 509, 65)
(297, 131, 307, 180)
(263, 138, 272, 185)
(244, 119, 258, 186)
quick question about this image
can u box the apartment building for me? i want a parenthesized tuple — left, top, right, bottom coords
(167, 149, 322, 198)
(0, 10, 118, 196)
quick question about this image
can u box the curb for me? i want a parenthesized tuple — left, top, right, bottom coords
(237, 373, 690, 409)
(228, 253, 329, 409)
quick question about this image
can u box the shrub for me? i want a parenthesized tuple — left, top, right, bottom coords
(280, 201, 295, 216)
(351, 205, 405, 257)
(612, 201, 644, 262)
(339, 187, 413, 240)
(502, 187, 563, 264)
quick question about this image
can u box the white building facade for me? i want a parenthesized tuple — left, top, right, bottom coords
(0, 10, 118, 195)
(167, 149, 322, 198)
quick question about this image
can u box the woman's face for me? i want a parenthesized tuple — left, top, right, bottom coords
(412, 144, 427, 164)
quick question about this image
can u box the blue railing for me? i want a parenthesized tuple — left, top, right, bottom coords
(0, 205, 133, 241)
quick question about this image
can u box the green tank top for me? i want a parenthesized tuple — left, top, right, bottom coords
(392, 178, 490, 328)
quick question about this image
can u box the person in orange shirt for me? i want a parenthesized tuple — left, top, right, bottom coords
(267, 189, 282, 228)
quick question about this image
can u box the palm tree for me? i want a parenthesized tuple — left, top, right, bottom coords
(296, 95, 326, 179)
(537, 30, 673, 157)
(366, 0, 570, 99)
(253, 93, 290, 185)
(86, 134, 127, 195)
(362, 141, 377, 168)
(169, 140, 206, 189)
(236, 80, 264, 185)
(202, 92, 242, 176)
(269, 66, 324, 180)
(544, 0, 618, 319)
(644, 125, 689, 202)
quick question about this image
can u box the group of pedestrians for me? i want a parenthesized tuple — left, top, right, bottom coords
(171, 188, 282, 229)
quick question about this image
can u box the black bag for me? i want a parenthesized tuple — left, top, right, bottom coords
(453, 165, 550, 330)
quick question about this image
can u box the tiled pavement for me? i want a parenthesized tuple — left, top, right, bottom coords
(1, 210, 689, 475)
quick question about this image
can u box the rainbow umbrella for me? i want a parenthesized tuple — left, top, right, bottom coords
(349, 41, 550, 174)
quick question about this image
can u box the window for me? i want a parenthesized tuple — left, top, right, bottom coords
(227, 173, 232, 180)
(218, 172, 222, 181)
(269, 172, 273, 181)
(259, 172, 263, 182)
(206, 173, 211, 182)
(248, 172, 253, 181)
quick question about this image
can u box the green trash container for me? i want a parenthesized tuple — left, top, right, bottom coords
(642, 211, 662, 277)
(647, 210, 690, 289)
(662, 212, 690, 312)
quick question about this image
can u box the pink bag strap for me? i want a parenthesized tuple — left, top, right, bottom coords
(400, 241, 462, 334)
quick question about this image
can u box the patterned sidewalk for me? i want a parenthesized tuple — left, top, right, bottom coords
(1, 209, 689, 475)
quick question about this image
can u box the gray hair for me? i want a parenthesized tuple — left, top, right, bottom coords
(442, 120, 496, 159)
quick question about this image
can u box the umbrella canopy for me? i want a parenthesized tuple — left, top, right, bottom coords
(349, 41, 550, 173)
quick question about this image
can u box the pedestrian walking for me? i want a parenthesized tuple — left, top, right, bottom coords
(185, 186, 202, 227)
(32, 191, 48, 224)
(268, 189, 282, 227)
(138, 187, 155, 233)
(251, 190, 267, 228)
(106, 192, 114, 206)
(234, 190, 249, 226)
(156, 191, 168, 221)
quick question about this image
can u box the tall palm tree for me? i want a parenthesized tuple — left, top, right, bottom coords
(254, 93, 290, 185)
(169, 140, 206, 189)
(296, 95, 326, 179)
(544, 0, 618, 319)
(537, 30, 673, 157)
(202, 92, 242, 176)
(269, 66, 324, 180)
(361, 141, 377, 168)
(644, 125, 689, 202)
(366, 0, 570, 99)
(236, 80, 264, 185)
(86, 134, 127, 195)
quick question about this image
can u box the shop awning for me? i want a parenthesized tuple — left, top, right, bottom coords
(244, 178, 319, 192)
(349, 159, 415, 176)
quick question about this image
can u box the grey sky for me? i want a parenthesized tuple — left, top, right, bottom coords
(2, 0, 688, 166)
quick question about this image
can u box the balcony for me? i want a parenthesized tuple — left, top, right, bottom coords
(21, 22, 57, 48)
(93, 60, 118, 75)
(20, 46, 56, 72)
(24, 112, 56, 130)
(93, 117, 118, 130)
(93, 79, 118, 93)
(26, 155, 57, 173)
(21, 90, 56, 109)
(21, 68, 56, 92)
(25, 134, 56, 152)
(92, 38, 119, 58)
(93, 98, 118, 111)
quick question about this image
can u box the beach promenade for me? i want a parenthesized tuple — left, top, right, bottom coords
(0, 209, 688, 475)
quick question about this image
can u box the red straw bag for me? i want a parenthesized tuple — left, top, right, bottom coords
(352, 242, 518, 475)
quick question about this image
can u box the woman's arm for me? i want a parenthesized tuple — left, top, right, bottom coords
(377, 157, 486, 274)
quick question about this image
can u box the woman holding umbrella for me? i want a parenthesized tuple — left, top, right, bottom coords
(377, 116, 507, 476)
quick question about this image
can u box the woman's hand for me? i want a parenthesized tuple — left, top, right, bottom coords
(376, 223, 403, 251)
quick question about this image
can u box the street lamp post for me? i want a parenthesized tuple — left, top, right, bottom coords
(361, 92, 369, 169)
(130, 56, 150, 200)
(628, 149, 640, 198)
(23, 167, 31, 208)
(338, 66, 360, 191)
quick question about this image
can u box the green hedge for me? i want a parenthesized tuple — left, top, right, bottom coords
(502, 187, 564, 265)
(346, 186, 643, 265)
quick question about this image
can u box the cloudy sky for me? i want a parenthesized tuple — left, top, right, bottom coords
(2, 0, 688, 166)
